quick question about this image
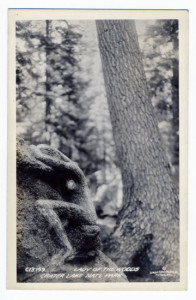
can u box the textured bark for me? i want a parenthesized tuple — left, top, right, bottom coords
(171, 36, 179, 167)
(16, 139, 127, 282)
(96, 20, 179, 279)
(45, 20, 52, 143)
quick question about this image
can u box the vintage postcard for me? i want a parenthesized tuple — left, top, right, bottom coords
(7, 9, 188, 290)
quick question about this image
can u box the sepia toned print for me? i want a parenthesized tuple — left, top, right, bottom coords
(7, 9, 188, 290)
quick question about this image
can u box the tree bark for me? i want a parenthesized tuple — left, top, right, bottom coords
(171, 35, 179, 167)
(45, 20, 52, 144)
(96, 20, 179, 279)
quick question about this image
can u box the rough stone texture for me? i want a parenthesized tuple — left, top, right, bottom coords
(17, 138, 127, 283)
(18, 251, 127, 283)
(96, 20, 179, 281)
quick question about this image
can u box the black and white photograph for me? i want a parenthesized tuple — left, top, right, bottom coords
(7, 9, 188, 290)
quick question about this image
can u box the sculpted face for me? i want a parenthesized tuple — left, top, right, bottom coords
(17, 139, 100, 279)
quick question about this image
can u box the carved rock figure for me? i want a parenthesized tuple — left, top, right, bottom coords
(17, 139, 127, 282)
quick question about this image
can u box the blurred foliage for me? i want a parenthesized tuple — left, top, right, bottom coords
(137, 20, 179, 185)
(16, 20, 116, 181)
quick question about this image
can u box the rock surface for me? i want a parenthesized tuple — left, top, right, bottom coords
(16, 139, 127, 283)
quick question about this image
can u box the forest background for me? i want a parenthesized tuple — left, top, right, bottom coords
(16, 19, 179, 260)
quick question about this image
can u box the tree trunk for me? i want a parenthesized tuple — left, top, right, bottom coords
(96, 20, 179, 279)
(171, 35, 179, 167)
(45, 20, 52, 144)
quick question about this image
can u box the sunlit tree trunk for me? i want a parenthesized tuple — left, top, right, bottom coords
(96, 20, 179, 279)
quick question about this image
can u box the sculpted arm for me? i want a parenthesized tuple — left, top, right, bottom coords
(17, 138, 100, 265)
(35, 199, 100, 261)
